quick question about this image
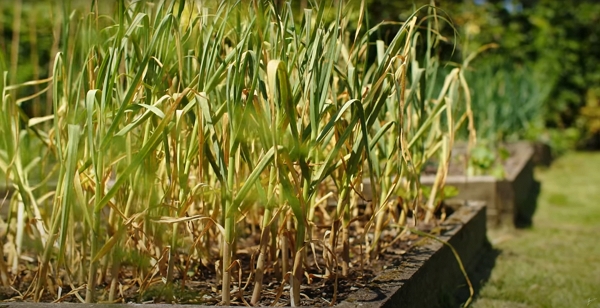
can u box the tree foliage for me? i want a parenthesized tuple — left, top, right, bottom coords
(367, 0, 600, 148)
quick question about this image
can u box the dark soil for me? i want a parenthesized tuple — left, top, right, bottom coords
(0, 206, 455, 306)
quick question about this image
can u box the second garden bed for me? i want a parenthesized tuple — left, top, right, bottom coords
(421, 141, 539, 228)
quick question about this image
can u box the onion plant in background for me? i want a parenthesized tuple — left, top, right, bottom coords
(453, 55, 553, 176)
(0, 0, 474, 306)
(464, 57, 552, 144)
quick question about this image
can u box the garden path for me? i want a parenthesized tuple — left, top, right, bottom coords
(471, 152, 600, 308)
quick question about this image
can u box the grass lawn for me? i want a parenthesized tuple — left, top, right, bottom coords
(472, 152, 600, 308)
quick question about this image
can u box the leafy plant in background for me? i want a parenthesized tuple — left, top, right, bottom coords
(579, 87, 600, 148)
(467, 143, 508, 178)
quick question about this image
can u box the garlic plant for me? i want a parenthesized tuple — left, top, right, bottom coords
(0, 0, 473, 305)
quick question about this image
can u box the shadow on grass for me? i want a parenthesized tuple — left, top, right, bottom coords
(445, 179, 541, 306)
(449, 242, 502, 307)
(515, 179, 541, 228)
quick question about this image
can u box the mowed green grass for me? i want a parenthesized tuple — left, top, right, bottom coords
(473, 152, 600, 308)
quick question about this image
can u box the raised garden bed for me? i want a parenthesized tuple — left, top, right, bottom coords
(0, 1, 488, 306)
(338, 201, 486, 308)
(421, 141, 539, 228)
(352, 141, 539, 229)
(1, 202, 486, 307)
